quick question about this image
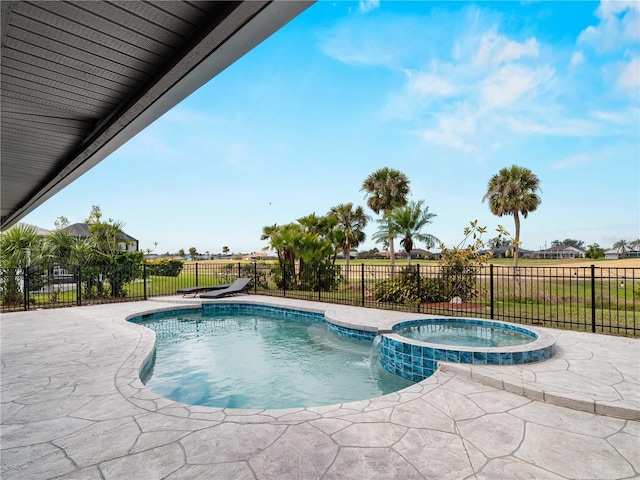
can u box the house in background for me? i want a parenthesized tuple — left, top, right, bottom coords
(17, 222, 50, 236)
(533, 245, 585, 259)
(605, 247, 640, 259)
(62, 223, 139, 251)
(374, 249, 440, 260)
(479, 246, 533, 259)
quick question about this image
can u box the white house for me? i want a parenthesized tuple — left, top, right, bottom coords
(534, 245, 585, 259)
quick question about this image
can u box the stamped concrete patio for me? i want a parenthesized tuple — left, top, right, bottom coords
(1, 295, 639, 479)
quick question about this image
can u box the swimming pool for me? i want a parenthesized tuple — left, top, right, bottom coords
(131, 304, 414, 409)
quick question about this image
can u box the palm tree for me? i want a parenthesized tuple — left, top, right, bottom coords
(483, 165, 541, 267)
(388, 200, 440, 266)
(361, 167, 410, 270)
(0, 224, 42, 304)
(328, 203, 369, 275)
(613, 239, 629, 258)
(0, 224, 42, 269)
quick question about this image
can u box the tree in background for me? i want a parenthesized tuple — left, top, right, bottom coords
(586, 243, 605, 259)
(188, 247, 197, 259)
(386, 200, 440, 266)
(178, 249, 185, 258)
(0, 224, 42, 304)
(551, 239, 585, 249)
(222, 246, 229, 255)
(613, 239, 629, 258)
(483, 165, 541, 268)
(262, 214, 342, 291)
(83, 205, 144, 298)
(361, 167, 410, 271)
(328, 202, 369, 276)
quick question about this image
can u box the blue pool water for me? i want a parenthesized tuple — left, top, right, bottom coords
(135, 308, 414, 409)
(395, 320, 536, 347)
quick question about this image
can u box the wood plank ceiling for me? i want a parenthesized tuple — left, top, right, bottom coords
(1, 1, 312, 229)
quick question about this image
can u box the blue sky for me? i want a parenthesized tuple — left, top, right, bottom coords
(23, 1, 639, 255)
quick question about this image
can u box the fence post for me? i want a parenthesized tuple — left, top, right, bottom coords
(76, 266, 82, 306)
(361, 264, 365, 306)
(591, 264, 596, 333)
(254, 262, 257, 294)
(23, 266, 29, 311)
(318, 265, 321, 302)
(416, 264, 421, 313)
(143, 263, 147, 300)
(238, 262, 241, 279)
(195, 262, 199, 287)
(490, 264, 494, 320)
(283, 263, 287, 298)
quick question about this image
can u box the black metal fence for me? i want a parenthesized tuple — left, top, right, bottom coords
(2, 262, 638, 337)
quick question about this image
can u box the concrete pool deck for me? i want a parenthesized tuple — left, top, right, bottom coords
(1, 296, 639, 479)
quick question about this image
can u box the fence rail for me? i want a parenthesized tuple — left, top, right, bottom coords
(2, 262, 638, 337)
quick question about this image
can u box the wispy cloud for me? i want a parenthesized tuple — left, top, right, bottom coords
(569, 51, 585, 69)
(359, 0, 379, 14)
(406, 70, 458, 98)
(550, 154, 592, 170)
(480, 64, 554, 110)
(473, 32, 539, 69)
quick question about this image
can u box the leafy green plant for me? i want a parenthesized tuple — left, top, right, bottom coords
(146, 258, 184, 277)
(438, 221, 510, 301)
(371, 266, 447, 305)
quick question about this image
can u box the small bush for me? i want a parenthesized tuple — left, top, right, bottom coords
(146, 258, 184, 277)
(371, 266, 447, 305)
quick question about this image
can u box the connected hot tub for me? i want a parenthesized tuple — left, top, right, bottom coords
(378, 318, 556, 382)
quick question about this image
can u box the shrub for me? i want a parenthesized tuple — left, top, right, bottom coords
(146, 258, 184, 277)
(371, 266, 447, 305)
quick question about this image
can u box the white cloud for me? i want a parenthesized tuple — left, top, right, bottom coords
(473, 31, 539, 69)
(591, 107, 638, 125)
(406, 70, 458, 98)
(505, 115, 602, 137)
(616, 56, 640, 91)
(480, 64, 554, 110)
(569, 51, 585, 69)
(550, 154, 592, 170)
(420, 112, 477, 153)
(359, 0, 379, 14)
(578, 1, 640, 51)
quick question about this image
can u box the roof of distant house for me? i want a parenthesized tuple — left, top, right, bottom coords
(62, 223, 138, 243)
(17, 222, 50, 236)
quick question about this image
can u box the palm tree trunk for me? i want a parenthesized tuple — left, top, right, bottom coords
(389, 236, 396, 272)
(344, 247, 350, 283)
(513, 212, 521, 269)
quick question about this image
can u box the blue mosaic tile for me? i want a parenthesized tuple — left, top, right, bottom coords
(421, 358, 435, 370)
(487, 352, 500, 364)
(473, 351, 487, 364)
(459, 351, 473, 364)
(422, 347, 434, 360)
(445, 350, 460, 363)
(499, 352, 513, 365)
(512, 351, 524, 364)
(434, 349, 447, 361)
